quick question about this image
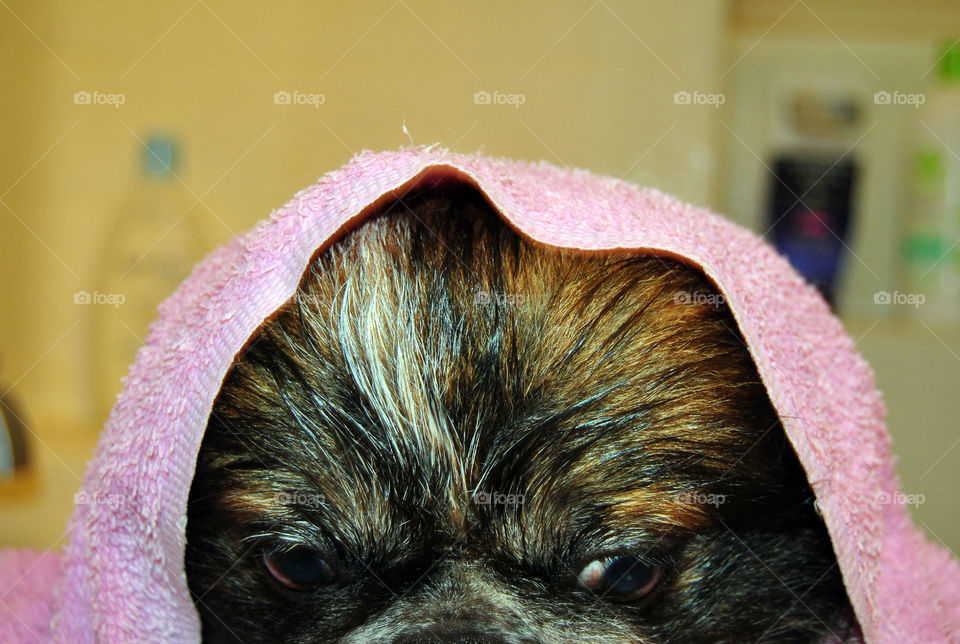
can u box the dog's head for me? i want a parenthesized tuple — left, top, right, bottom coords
(185, 183, 851, 643)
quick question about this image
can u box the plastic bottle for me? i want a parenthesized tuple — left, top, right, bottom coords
(89, 135, 205, 422)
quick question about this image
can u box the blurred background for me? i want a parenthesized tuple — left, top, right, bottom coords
(1, 1, 959, 560)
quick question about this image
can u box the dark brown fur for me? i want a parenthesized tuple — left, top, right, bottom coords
(185, 181, 854, 643)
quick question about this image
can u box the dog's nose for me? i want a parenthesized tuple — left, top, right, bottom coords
(390, 625, 511, 643)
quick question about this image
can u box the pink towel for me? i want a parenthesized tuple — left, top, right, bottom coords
(1, 148, 958, 643)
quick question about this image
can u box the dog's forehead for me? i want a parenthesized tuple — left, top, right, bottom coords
(247, 196, 774, 551)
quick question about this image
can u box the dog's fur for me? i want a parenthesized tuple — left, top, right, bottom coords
(185, 181, 853, 643)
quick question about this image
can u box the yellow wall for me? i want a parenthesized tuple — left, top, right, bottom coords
(1, 1, 958, 562)
(0, 1, 727, 547)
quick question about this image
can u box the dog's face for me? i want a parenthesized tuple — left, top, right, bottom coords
(185, 183, 852, 643)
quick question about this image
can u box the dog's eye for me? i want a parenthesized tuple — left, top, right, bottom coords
(263, 545, 335, 590)
(577, 555, 662, 602)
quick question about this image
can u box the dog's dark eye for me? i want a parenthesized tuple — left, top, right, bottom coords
(263, 545, 335, 590)
(577, 555, 662, 602)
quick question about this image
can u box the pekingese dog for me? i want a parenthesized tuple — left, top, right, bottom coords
(185, 181, 854, 643)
